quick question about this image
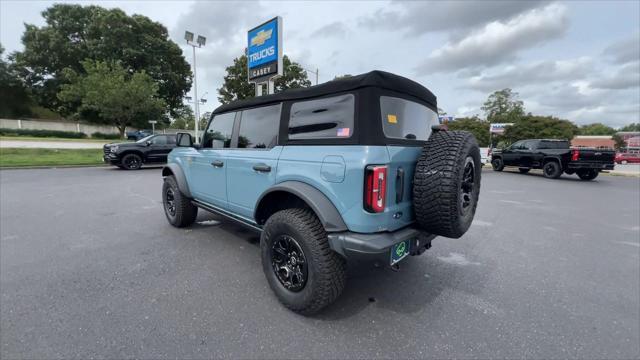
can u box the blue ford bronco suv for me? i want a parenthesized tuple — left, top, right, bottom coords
(161, 71, 481, 314)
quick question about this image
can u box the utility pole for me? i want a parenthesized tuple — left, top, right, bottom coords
(304, 67, 319, 85)
(185, 31, 206, 143)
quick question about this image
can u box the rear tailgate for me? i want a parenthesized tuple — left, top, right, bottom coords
(576, 149, 615, 163)
(384, 146, 422, 231)
(570, 148, 616, 169)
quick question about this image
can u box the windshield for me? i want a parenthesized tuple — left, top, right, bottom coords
(136, 135, 154, 143)
(380, 96, 438, 141)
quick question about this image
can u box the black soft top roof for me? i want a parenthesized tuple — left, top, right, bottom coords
(212, 70, 437, 114)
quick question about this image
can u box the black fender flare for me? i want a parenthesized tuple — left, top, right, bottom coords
(254, 181, 348, 232)
(543, 156, 563, 167)
(162, 163, 192, 198)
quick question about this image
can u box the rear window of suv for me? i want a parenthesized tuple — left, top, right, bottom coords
(380, 96, 438, 141)
(288, 94, 355, 140)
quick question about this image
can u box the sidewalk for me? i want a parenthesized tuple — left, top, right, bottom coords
(0, 139, 106, 149)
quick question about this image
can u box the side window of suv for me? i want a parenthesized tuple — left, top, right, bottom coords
(203, 112, 235, 148)
(288, 94, 355, 139)
(238, 104, 281, 149)
(151, 135, 167, 145)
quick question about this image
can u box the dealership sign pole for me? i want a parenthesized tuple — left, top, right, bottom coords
(247, 17, 283, 96)
(489, 123, 514, 148)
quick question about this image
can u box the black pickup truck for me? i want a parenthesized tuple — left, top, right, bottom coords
(491, 139, 615, 180)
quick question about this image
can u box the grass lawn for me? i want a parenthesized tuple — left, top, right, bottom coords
(0, 148, 104, 167)
(0, 136, 120, 143)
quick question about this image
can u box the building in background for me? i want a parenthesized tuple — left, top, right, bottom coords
(571, 135, 615, 149)
(617, 132, 640, 152)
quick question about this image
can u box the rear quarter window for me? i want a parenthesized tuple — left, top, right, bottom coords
(288, 94, 355, 140)
(380, 96, 438, 141)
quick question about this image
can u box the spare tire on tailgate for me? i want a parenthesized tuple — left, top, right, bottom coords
(413, 130, 481, 238)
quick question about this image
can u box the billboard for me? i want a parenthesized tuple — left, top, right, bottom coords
(247, 17, 283, 82)
(490, 123, 514, 134)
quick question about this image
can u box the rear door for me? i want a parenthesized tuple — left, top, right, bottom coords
(224, 104, 282, 219)
(188, 111, 236, 208)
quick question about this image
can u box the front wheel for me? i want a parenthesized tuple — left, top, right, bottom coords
(491, 158, 504, 171)
(162, 176, 198, 227)
(543, 161, 562, 179)
(577, 169, 599, 181)
(121, 153, 143, 170)
(261, 208, 346, 315)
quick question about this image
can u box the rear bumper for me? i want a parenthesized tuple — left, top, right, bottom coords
(327, 227, 436, 264)
(567, 162, 614, 170)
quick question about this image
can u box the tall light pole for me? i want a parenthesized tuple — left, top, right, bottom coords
(304, 67, 319, 85)
(185, 31, 206, 143)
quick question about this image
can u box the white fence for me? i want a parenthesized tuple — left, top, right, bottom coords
(0, 118, 126, 136)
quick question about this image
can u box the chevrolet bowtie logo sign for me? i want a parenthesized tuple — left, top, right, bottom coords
(251, 29, 273, 47)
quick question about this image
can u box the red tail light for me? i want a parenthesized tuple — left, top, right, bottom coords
(571, 149, 580, 161)
(364, 165, 387, 213)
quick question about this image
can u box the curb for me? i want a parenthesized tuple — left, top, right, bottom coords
(0, 164, 109, 170)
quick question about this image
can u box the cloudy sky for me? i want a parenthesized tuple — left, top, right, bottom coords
(1, 0, 639, 128)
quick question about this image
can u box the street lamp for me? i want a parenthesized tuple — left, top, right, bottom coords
(303, 67, 319, 85)
(185, 30, 206, 143)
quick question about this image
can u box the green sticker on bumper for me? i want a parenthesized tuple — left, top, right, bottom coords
(390, 240, 410, 265)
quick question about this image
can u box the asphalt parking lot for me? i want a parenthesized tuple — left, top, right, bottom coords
(1, 167, 639, 359)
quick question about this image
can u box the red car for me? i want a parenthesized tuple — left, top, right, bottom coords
(615, 152, 640, 164)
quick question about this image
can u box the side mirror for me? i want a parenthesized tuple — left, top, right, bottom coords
(176, 132, 194, 147)
(145, 140, 152, 146)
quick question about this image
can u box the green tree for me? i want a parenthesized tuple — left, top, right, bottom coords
(579, 123, 616, 135)
(58, 60, 166, 138)
(481, 88, 525, 123)
(503, 115, 579, 143)
(619, 123, 640, 132)
(169, 106, 195, 129)
(447, 116, 491, 147)
(612, 134, 627, 150)
(217, 55, 311, 104)
(14, 4, 190, 116)
(0, 44, 32, 118)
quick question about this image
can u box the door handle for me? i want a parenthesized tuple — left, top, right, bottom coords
(395, 167, 405, 203)
(211, 160, 224, 168)
(253, 163, 271, 173)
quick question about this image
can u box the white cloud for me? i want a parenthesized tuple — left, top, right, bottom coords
(416, 3, 568, 73)
(467, 57, 593, 92)
(590, 61, 640, 90)
(359, 0, 548, 34)
(603, 32, 640, 64)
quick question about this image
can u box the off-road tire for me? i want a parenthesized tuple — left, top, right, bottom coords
(162, 175, 198, 227)
(413, 130, 482, 238)
(519, 168, 530, 174)
(577, 169, 599, 181)
(121, 153, 143, 170)
(491, 157, 504, 171)
(543, 161, 562, 179)
(261, 208, 346, 315)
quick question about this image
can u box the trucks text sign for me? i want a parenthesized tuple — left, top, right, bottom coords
(247, 17, 282, 82)
(490, 123, 514, 134)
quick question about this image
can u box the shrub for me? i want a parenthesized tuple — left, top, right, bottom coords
(91, 132, 121, 140)
(0, 128, 87, 138)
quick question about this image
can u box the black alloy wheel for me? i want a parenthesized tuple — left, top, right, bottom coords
(165, 187, 176, 217)
(460, 156, 476, 216)
(270, 235, 308, 292)
(122, 154, 142, 170)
